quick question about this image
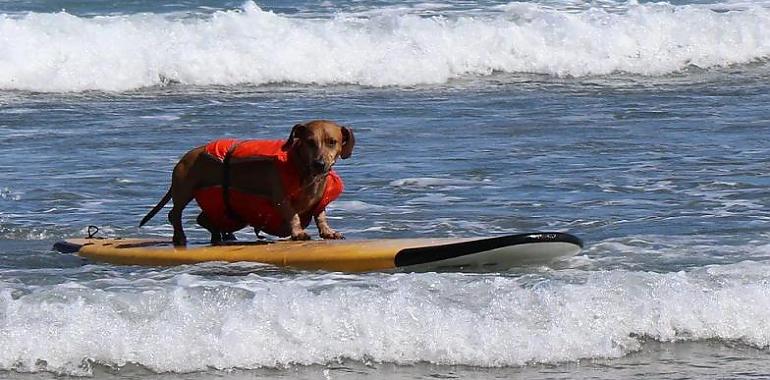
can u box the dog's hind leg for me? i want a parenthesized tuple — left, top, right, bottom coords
(168, 187, 194, 246)
(166, 147, 212, 247)
(197, 212, 224, 245)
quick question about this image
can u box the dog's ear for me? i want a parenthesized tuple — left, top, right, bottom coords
(282, 123, 307, 151)
(340, 126, 355, 159)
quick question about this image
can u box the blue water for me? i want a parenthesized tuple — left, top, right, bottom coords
(1, 0, 770, 378)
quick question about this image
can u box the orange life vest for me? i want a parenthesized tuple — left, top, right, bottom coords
(193, 139, 343, 237)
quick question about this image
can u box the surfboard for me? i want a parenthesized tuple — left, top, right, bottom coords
(53, 232, 583, 272)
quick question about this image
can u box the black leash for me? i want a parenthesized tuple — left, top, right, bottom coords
(87, 225, 100, 238)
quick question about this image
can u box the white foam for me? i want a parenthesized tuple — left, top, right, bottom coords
(390, 177, 486, 190)
(0, 1, 768, 91)
(0, 224, 55, 240)
(0, 187, 21, 201)
(329, 200, 388, 212)
(3, 261, 770, 374)
(406, 193, 465, 204)
(138, 114, 181, 121)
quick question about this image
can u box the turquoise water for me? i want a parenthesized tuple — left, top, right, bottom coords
(1, 1, 770, 378)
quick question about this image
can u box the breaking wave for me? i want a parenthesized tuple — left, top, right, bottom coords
(0, 1, 768, 91)
(2, 260, 770, 375)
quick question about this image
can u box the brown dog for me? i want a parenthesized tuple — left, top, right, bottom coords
(139, 120, 354, 246)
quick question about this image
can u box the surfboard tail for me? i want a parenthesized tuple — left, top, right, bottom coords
(139, 190, 172, 227)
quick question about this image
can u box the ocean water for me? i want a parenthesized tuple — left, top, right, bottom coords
(1, 0, 770, 378)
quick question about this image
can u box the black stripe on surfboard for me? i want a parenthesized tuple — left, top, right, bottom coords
(393, 232, 583, 268)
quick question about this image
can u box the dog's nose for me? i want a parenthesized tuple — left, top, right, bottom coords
(312, 159, 327, 172)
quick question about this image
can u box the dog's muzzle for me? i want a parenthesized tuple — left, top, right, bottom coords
(312, 159, 328, 173)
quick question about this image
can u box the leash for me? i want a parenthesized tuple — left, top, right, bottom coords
(87, 225, 100, 238)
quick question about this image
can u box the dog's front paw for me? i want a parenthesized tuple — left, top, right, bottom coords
(291, 231, 312, 241)
(320, 230, 345, 240)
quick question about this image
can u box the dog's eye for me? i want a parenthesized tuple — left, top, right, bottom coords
(326, 139, 337, 147)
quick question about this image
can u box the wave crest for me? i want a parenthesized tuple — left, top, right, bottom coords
(0, 2, 770, 91)
(0, 1, 768, 91)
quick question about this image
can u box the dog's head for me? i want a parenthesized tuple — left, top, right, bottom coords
(282, 120, 355, 175)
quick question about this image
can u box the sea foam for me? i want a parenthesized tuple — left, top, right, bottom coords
(2, 260, 770, 375)
(0, 1, 768, 91)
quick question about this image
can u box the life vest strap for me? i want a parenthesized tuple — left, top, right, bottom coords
(222, 142, 244, 224)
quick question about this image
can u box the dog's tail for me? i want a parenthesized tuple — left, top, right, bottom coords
(139, 190, 172, 227)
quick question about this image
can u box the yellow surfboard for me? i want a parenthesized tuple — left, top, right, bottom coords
(53, 232, 583, 272)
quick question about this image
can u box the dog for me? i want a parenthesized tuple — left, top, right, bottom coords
(139, 120, 354, 246)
